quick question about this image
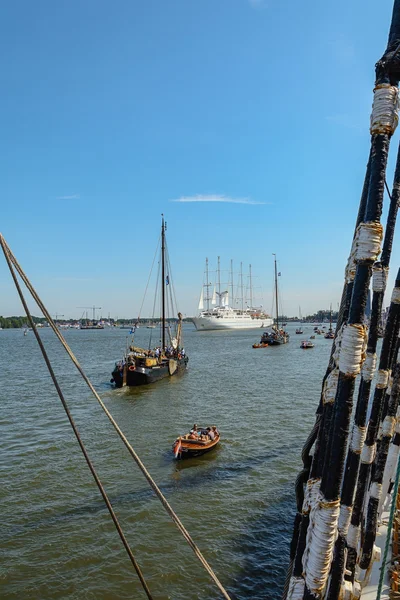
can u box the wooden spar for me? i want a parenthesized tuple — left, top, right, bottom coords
(161, 215, 166, 350)
(273, 254, 279, 329)
(206, 257, 210, 311)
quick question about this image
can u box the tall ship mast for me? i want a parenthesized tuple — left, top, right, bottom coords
(192, 257, 273, 331)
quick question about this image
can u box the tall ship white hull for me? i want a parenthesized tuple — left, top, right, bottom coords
(192, 314, 273, 331)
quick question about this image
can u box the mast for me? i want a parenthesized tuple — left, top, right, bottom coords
(206, 257, 210, 311)
(217, 256, 221, 307)
(249, 264, 253, 309)
(330, 303, 332, 331)
(240, 262, 244, 311)
(161, 215, 166, 349)
(273, 254, 279, 328)
(230, 259, 234, 307)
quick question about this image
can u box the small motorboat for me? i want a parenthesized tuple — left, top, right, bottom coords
(295, 328, 304, 334)
(252, 342, 269, 348)
(310, 335, 315, 339)
(301, 340, 314, 349)
(173, 426, 220, 459)
(324, 330, 335, 339)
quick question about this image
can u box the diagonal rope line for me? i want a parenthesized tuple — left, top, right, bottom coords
(0, 234, 232, 600)
(137, 235, 161, 323)
(0, 238, 153, 600)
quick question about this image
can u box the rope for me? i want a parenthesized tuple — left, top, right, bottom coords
(377, 453, 400, 599)
(137, 235, 161, 323)
(0, 238, 153, 599)
(282, 557, 294, 600)
(0, 234, 232, 600)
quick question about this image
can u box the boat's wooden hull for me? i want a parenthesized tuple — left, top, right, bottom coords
(112, 357, 188, 388)
(173, 435, 220, 459)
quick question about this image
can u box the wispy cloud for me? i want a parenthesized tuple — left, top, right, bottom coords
(56, 194, 80, 200)
(170, 194, 268, 205)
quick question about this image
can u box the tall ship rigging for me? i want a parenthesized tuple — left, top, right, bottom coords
(191, 257, 273, 331)
(111, 216, 188, 387)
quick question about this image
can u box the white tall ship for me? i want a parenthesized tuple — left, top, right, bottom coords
(191, 258, 273, 331)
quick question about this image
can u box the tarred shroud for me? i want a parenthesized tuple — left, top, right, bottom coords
(284, 2, 400, 599)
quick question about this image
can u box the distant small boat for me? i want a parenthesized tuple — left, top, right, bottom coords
(310, 335, 315, 339)
(173, 426, 220, 459)
(146, 322, 156, 329)
(301, 340, 314, 349)
(295, 328, 303, 334)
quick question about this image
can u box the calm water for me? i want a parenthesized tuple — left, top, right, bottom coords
(1, 323, 332, 599)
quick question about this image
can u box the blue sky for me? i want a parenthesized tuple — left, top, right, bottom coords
(1, 0, 399, 319)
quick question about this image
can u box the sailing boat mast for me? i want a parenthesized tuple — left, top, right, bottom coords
(240, 262, 244, 311)
(249, 264, 253, 309)
(217, 256, 221, 307)
(273, 254, 279, 329)
(206, 257, 210, 311)
(161, 215, 166, 349)
(230, 259, 234, 307)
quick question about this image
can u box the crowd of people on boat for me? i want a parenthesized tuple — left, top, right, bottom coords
(188, 424, 219, 441)
(127, 345, 186, 360)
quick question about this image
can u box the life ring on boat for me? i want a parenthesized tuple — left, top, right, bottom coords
(128, 364, 136, 371)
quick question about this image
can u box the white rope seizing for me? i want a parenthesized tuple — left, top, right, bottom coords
(378, 443, 400, 518)
(382, 416, 396, 437)
(387, 375, 393, 396)
(372, 265, 389, 293)
(361, 443, 376, 465)
(347, 523, 361, 550)
(345, 242, 357, 283)
(370, 84, 400, 135)
(338, 324, 367, 377)
(353, 222, 383, 264)
(338, 504, 352, 536)
(302, 478, 321, 514)
(323, 369, 339, 404)
(370, 482, 383, 501)
(391, 287, 400, 305)
(287, 577, 305, 600)
(350, 424, 367, 454)
(361, 352, 377, 382)
(333, 326, 344, 365)
(302, 494, 340, 595)
(376, 369, 390, 389)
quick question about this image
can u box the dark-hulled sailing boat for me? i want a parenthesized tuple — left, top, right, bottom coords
(258, 254, 289, 346)
(111, 216, 188, 387)
(324, 303, 334, 339)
